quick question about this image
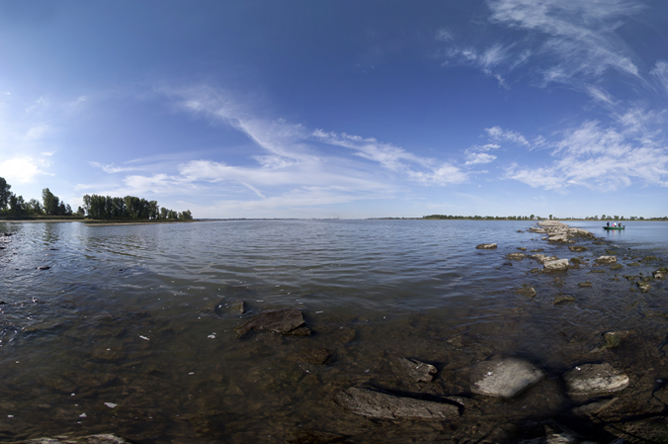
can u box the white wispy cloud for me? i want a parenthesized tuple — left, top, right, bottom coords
(506, 119, 668, 190)
(465, 152, 497, 166)
(650, 60, 668, 94)
(89, 162, 143, 174)
(485, 126, 531, 146)
(313, 130, 467, 185)
(487, 0, 642, 82)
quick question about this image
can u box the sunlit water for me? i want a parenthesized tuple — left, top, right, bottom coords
(1, 220, 667, 443)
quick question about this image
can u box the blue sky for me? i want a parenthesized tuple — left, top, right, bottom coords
(1, 0, 668, 219)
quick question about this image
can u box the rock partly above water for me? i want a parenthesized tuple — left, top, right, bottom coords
(595, 255, 617, 264)
(543, 258, 570, 271)
(476, 243, 497, 249)
(336, 387, 460, 419)
(563, 363, 629, 396)
(470, 357, 545, 398)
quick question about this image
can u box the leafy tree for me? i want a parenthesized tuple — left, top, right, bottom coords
(7, 194, 27, 217)
(27, 199, 43, 215)
(42, 188, 61, 215)
(0, 177, 11, 211)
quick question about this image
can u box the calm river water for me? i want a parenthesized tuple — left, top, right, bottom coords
(1, 219, 667, 443)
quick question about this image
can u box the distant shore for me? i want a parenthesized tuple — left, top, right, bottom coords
(0, 216, 197, 225)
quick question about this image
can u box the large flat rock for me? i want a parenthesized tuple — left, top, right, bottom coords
(336, 387, 460, 419)
(470, 358, 545, 398)
(563, 363, 629, 396)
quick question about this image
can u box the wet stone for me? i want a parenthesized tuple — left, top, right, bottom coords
(563, 363, 629, 396)
(543, 259, 570, 271)
(336, 387, 460, 419)
(572, 397, 619, 417)
(476, 243, 497, 249)
(553, 296, 576, 305)
(506, 253, 526, 260)
(516, 284, 537, 298)
(595, 255, 617, 264)
(603, 330, 633, 349)
(568, 245, 588, 252)
(578, 281, 593, 288)
(231, 300, 245, 314)
(470, 357, 545, 399)
(393, 358, 438, 382)
(234, 308, 306, 338)
(637, 281, 652, 292)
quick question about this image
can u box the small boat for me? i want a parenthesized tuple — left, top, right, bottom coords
(603, 226, 625, 230)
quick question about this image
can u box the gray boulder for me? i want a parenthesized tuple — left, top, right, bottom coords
(563, 363, 629, 396)
(336, 387, 460, 419)
(470, 357, 545, 398)
(543, 259, 570, 271)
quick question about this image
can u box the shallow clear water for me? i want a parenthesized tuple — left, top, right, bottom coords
(1, 220, 667, 443)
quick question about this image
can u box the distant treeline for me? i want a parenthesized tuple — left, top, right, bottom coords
(82, 194, 192, 221)
(423, 214, 668, 221)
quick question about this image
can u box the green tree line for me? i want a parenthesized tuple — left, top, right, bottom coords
(82, 194, 192, 221)
(0, 177, 193, 221)
(0, 177, 73, 217)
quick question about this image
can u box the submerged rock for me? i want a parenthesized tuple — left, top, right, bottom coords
(470, 357, 545, 399)
(568, 245, 588, 252)
(506, 252, 526, 260)
(234, 308, 307, 338)
(476, 243, 497, 249)
(563, 363, 629, 396)
(604, 330, 634, 349)
(288, 348, 330, 364)
(516, 284, 537, 298)
(336, 387, 460, 419)
(553, 295, 576, 305)
(393, 358, 438, 382)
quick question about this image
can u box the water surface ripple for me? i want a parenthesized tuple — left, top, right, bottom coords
(1, 219, 667, 443)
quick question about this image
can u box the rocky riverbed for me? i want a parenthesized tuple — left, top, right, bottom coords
(2, 221, 668, 443)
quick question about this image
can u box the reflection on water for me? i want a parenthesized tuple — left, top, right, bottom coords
(0, 220, 667, 442)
